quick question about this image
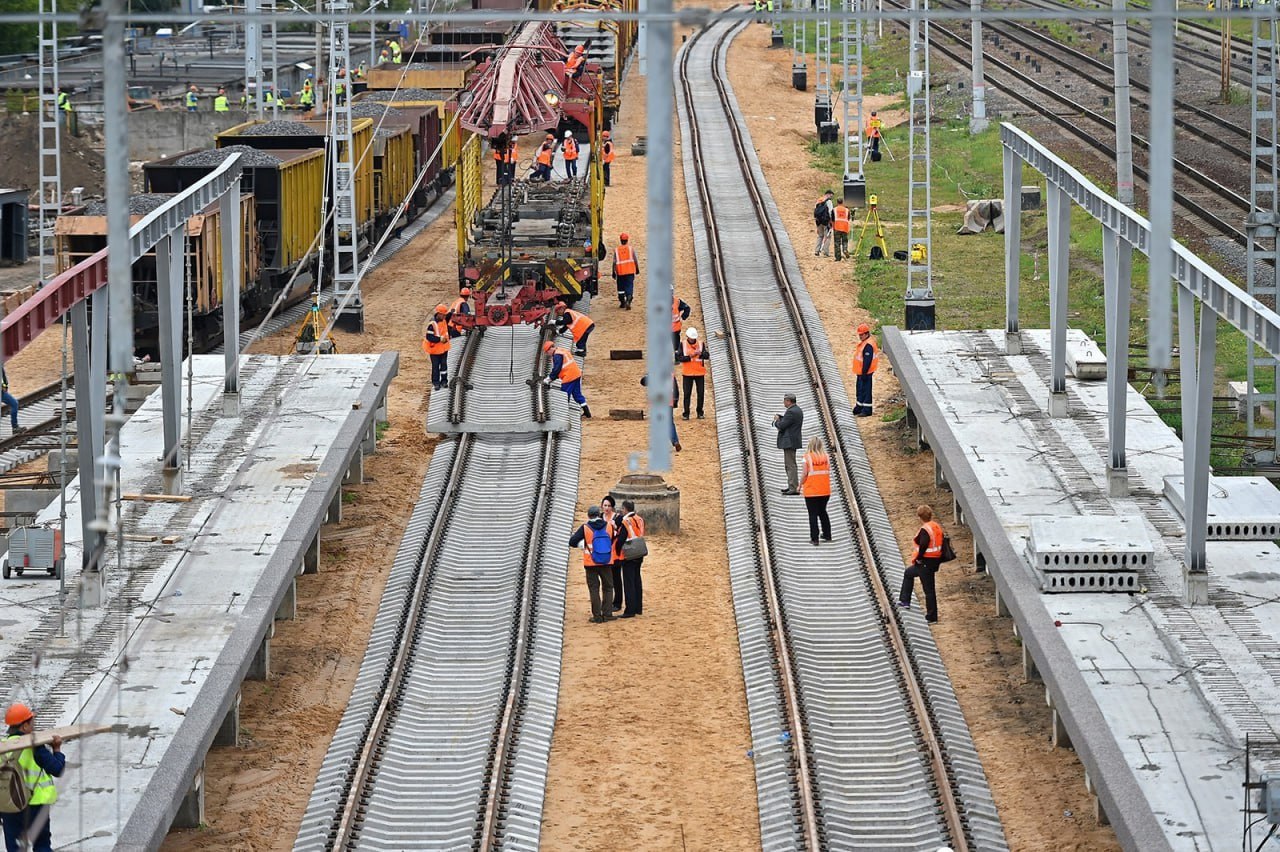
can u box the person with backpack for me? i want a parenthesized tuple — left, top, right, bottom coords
(568, 505, 616, 623)
(615, 501, 646, 617)
(1, 703, 64, 852)
(898, 505, 947, 623)
(813, 189, 834, 257)
(600, 495, 624, 612)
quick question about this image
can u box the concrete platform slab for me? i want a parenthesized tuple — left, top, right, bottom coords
(885, 327, 1280, 851)
(0, 353, 397, 851)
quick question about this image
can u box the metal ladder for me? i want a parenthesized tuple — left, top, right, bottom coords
(906, 0, 933, 298)
(841, 0, 864, 197)
(814, 0, 833, 138)
(791, 0, 807, 90)
(328, 1, 364, 332)
(37, 0, 62, 285)
(1247, 11, 1279, 460)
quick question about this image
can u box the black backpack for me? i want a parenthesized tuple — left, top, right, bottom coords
(814, 200, 831, 225)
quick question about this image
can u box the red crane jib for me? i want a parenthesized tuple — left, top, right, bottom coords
(457, 21, 599, 139)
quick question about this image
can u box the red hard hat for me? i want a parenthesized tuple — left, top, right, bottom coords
(542, 340, 555, 353)
(602, 130, 611, 139)
(856, 323, 871, 335)
(460, 287, 472, 297)
(5, 703, 32, 727)
(619, 232, 629, 242)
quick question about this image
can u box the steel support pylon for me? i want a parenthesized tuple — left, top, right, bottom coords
(814, 0, 834, 141)
(791, 0, 807, 90)
(327, 1, 364, 332)
(1246, 10, 1279, 461)
(906, 0, 933, 301)
(841, 0, 865, 206)
(246, 0, 264, 118)
(37, 0, 62, 285)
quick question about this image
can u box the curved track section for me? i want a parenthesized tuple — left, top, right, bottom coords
(677, 15, 1007, 851)
(295, 325, 581, 851)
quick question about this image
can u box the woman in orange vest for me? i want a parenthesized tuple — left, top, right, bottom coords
(799, 436, 832, 545)
(832, 199, 852, 261)
(898, 504, 946, 623)
(601, 129, 615, 187)
(555, 303, 596, 356)
(422, 304, 451, 390)
(615, 499, 645, 617)
(600, 495, 625, 612)
(542, 340, 590, 418)
(679, 326, 708, 420)
(534, 133, 555, 182)
(612, 233, 640, 309)
(562, 130, 579, 179)
(852, 322, 879, 416)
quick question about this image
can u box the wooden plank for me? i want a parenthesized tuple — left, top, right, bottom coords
(609, 349, 643, 360)
(0, 724, 113, 755)
(122, 534, 158, 543)
(609, 409, 646, 420)
(121, 494, 193, 503)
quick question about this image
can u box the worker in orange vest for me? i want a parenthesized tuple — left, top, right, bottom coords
(899, 504, 946, 623)
(493, 136, 518, 185)
(533, 133, 555, 182)
(851, 322, 879, 416)
(568, 504, 614, 622)
(866, 111, 883, 157)
(678, 326, 708, 420)
(565, 43, 587, 81)
(615, 500, 645, 617)
(422, 304, 451, 390)
(799, 436, 832, 545)
(542, 339, 591, 418)
(671, 294, 692, 351)
(562, 130, 579, 179)
(555, 303, 596, 356)
(447, 288, 472, 338)
(832, 198, 852, 261)
(601, 129, 615, 187)
(612, 232, 640, 309)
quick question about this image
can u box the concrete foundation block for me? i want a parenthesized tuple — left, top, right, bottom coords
(275, 578, 296, 621)
(303, 532, 320, 575)
(934, 459, 950, 491)
(1094, 794, 1110, 826)
(171, 764, 205, 829)
(1184, 568, 1209, 605)
(362, 423, 377, 455)
(995, 585, 1010, 618)
(610, 473, 681, 534)
(222, 393, 241, 417)
(248, 633, 271, 681)
(1052, 708, 1073, 749)
(213, 691, 240, 747)
(1005, 330, 1023, 355)
(1022, 644, 1039, 681)
(344, 450, 364, 486)
(47, 449, 78, 475)
(1048, 391, 1068, 418)
(162, 465, 184, 497)
(1106, 465, 1129, 497)
(904, 405, 918, 431)
(326, 490, 343, 525)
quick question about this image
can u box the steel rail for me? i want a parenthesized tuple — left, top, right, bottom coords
(683, 15, 971, 851)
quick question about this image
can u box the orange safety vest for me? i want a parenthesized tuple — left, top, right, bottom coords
(801, 451, 831, 497)
(582, 523, 611, 566)
(851, 338, 879, 376)
(552, 346, 582, 383)
(833, 205, 851, 233)
(866, 118, 882, 138)
(564, 308, 594, 342)
(566, 51, 584, 74)
(921, 520, 945, 559)
(602, 140, 614, 163)
(537, 143, 554, 166)
(622, 513, 644, 539)
(563, 137, 579, 161)
(422, 319, 450, 355)
(671, 297, 683, 332)
(681, 339, 706, 377)
(448, 297, 469, 332)
(615, 244, 637, 276)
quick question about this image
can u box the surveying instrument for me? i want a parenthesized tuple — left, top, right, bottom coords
(854, 194, 889, 260)
(295, 291, 338, 354)
(862, 119, 895, 163)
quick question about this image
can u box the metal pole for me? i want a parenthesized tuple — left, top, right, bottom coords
(270, 3, 279, 119)
(1047, 185, 1069, 417)
(909, 0, 918, 73)
(638, 0, 648, 76)
(1002, 144, 1021, 354)
(221, 185, 242, 394)
(969, 0, 987, 133)
(156, 233, 184, 486)
(246, 0, 263, 117)
(1147, 0, 1175, 386)
(1102, 225, 1130, 495)
(71, 301, 96, 566)
(644, 0, 673, 473)
(792, 0, 807, 91)
(1112, 0, 1134, 207)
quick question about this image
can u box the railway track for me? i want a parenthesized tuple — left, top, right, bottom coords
(678, 13, 1006, 850)
(0, 378, 103, 475)
(295, 321, 581, 851)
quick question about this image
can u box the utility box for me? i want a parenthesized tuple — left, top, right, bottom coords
(906, 70, 925, 98)
(904, 297, 935, 331)
(3, 525, 65, 580)
(843, 177, 866, 210)
(792, 63, 807, 91)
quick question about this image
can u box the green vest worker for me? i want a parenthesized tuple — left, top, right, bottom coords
(214, 90, 229, 112)
(185, 87, 198, 111)
(1, 703, 65, 852)
(56, 90, 71, 112)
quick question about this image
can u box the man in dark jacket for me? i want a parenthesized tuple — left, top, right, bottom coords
(568, 505, 615, 622)
(2, 702, 65, 852)
(772, 393, 803, 494)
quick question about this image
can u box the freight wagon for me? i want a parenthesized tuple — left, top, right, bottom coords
(347, 102, 447, 218)
(356, 90, 467, 178)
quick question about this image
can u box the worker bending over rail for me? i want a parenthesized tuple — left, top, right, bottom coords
(543, 340, 591, 418)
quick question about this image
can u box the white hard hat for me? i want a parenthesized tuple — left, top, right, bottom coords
(564, 130, 573, 138)
(686, 327, 699, 340)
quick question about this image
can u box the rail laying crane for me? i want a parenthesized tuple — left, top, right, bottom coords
(453, 21, 606, 328)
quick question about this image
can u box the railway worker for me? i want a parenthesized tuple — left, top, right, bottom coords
(356, 61, 367, 80)
(333, 69, 347, 103)
(506, 136, 520, 183)
(772, 393, 804, 495)
(387, 38, 403, 64)
(542, 340, 592, 418)
(866, 111, 883, 156)
(555, 303, 595, 356)
(640, 372, 681, 452)
(601, 130, 615, 187)
(1, 702, 65, 852)
(600, 495, 624, 612)
(678, 327, 708, 420)
(614, 499, 646, 617)
(898, 504, 945, 623)
(493, 138, 515, 185)
(832, 198, 852, 261)
(299, 77, 314, 109)
(851, 322, 879, 416)
(185, 84, 199, 111)
(1, 369, 19, 434)
(422, 304, 451, 390)
(213, 87, 229, 112)
(562, 130, 580, 180)
(565, 43, 587, 81)
(379, 47, 390, 64)
(612, 233, 639, 309)
(56, 87, 72, 128)
(533, 134, 555, 182)
(799, 436, 832, 545)
(813, 189, 834, 257)
(568, 505, 615, 623)
(265, 87, 276, 107)
(671, 294, 692, 351)
(447, 288, 472, 338)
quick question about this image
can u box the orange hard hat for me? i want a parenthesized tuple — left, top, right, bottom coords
(460, 287, 471, 297)
(5, 703, 32, 727)
(574, 44, 585, 53)
(602, 130, 611, 139)
(435, 303, 448, 314)
(619, 232, 629, 242)
(856, 323, 871, 335)
(542, 340, 555, 353)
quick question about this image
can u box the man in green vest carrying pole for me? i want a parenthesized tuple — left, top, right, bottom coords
(0, 703, 64, 852)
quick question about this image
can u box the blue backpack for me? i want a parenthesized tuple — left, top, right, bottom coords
(589, 524, 613, 564)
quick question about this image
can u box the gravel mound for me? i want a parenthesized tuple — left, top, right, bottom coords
(351, 103, 405, 120)
(238, 120, 321, 137)
(177, 145, 283, 167)
(363, 88, 445, 102)
(83, 193, 174, 215)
